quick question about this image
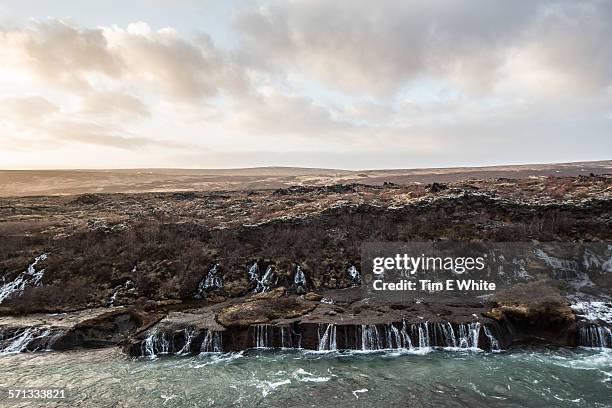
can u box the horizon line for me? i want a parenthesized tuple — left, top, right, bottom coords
(1, 159, 610, 173)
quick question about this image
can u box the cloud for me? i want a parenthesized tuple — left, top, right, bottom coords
(0, 3, 610, 169)
(46, 120, 185, 149)
(78, 91, 150, 119)
(0, 95, 59, 125)
(234, 0, 612, 96)
(0, 95, 184, 150)
(0, 19, 245, 101)
(103, 22, 245, 101)
(0, 19, 122, 91)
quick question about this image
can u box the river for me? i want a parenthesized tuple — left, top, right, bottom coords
(0, 347, 610, 407)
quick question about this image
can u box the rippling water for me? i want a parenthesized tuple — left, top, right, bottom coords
(0, 347, 610, 407)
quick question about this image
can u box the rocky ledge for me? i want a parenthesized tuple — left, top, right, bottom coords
(1, 283, 610, 357)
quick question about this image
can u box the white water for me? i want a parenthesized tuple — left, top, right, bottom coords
(107, 279, 134, 307)
(315, 321, 495, 352)
(534, 249, 593, 286)
(570, 300, 612, 323)
(0, 328, 53, 354)
(347, 265, 360, 284)
(0, 253, 48, 304)
(360, 325, 381, 350)
(177, 327, 196, 355)
(579, 325, 612, 349)
(195, 264, 222, 298)
(1, 347, 610, 407)
(141, 329, 172, 359)
(251, 325, 299, 349)
(249, 263, 277, 293)
(253, 324, 271, 349)
(483, 326, 501, 351)
(293, 265, 306, 287)
(200, 330, 223, 353)
(318, 324, 337, 351)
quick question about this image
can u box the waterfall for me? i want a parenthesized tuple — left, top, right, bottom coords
(0, 328, 52, 354)
(280, 326, 301, 348)
(259, 266, 276, 293)
(347, 265, 361, 285)
(579, 325, 612, 348)
(432, 322, 458, 348)
(483, 326, 501, 351)
(141, 329, 172, 359)
(417, 323, 430, 348)
(107, 279, 133, 307)
(177, 327, 196, 355)
(200, 330, 223, 353)
(42, 330, 65, 351)
(293, 265, 306, 290)
(360, 325, 383, 351)
(195, 264, 222, 298)
(396, 321, 412, 349)
(318, 324, 337, 351)
(248, 262, 259, 281)
(457, 322, 481, 349)
(253, 324, 271, 348)
(0, 253, 48, 304)
(1, 329, 36, 354)
(250, 325, 301, 349)
(249, 263, 277, 294)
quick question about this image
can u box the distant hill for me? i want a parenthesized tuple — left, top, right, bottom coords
(0, 160, 610, 197)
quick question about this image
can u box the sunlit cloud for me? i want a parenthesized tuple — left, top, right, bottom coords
(0, 0, 610, 169)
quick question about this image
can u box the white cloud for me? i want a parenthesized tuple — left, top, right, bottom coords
(0, 2, 610, 169)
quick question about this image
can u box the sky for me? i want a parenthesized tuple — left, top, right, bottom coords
(0, 0, 610, 170)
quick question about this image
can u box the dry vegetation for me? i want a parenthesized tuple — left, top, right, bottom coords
(0, 175, 610, 313)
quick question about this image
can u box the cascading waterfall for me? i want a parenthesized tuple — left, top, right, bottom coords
(177, 327, 196, 355)
(360, 325, 383, 351)
(483, 325, 501, 351)
(431, 322, 458, 348)
(253, 324, 271, 348)
(457, 322, 481, 349)
(107, 279, 133, 307)
(280, 326, 301, 348)
(0, 328, 52, 354)
(195, 264, 222, 298)
(318, 324, 337, 351)
(293, 265, 306, 290)
(250, 325, 301, 349)
(347, 265, 361, 285)
(249, 262, 277, 293)
(141, 329, 172, 359)
(248, 262, 259, 281)
(314, 321, 496, 351)
(259, 266, 275, 293)
(579, 325, 612, 349)
(393, 321, 412, 349)
(0, 253, 48, 304)
(417, 323, 430, 348)
(200, 330, 223, 353)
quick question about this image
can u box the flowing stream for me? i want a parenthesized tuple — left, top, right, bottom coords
(0, 347, 609, 407)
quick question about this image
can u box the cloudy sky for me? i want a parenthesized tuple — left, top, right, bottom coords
(0, 0, 610, 170)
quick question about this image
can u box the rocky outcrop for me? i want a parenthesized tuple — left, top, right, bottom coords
(1, 285, 610, 356)
(216, 296, 316, 327)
